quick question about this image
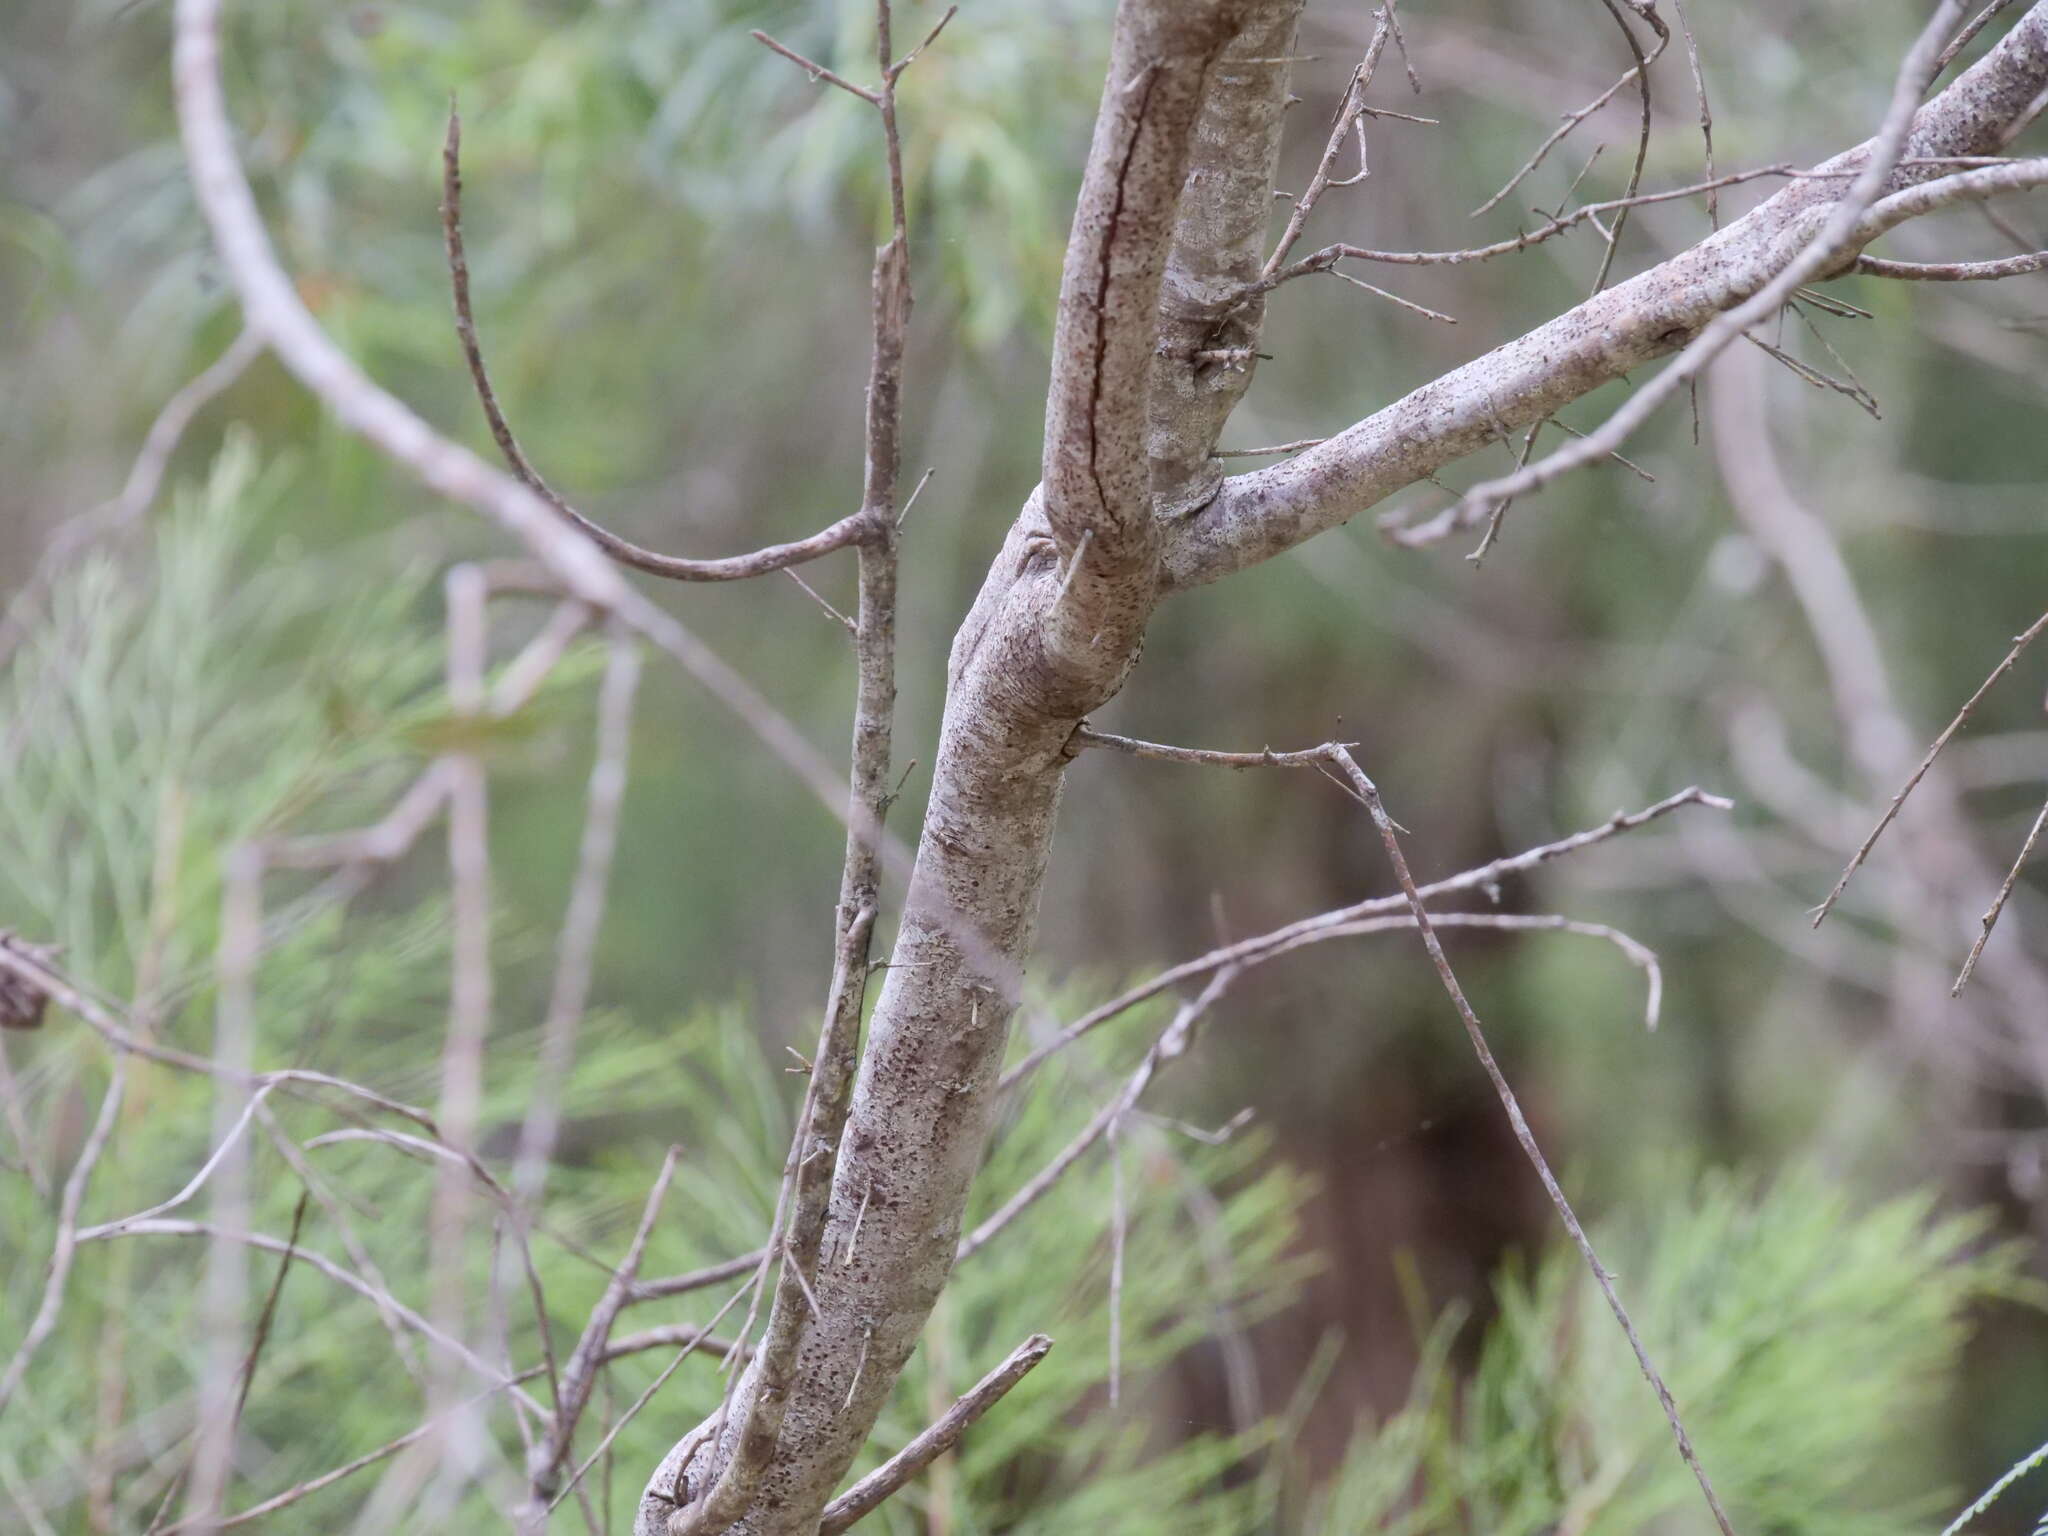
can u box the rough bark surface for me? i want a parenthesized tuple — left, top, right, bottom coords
(640, 4, 1304, 1532)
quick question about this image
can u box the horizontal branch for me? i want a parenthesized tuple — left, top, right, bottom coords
(1856, 247, 2048, 277)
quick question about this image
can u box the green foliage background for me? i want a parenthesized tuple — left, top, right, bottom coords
(6, 0, 2048, 1530)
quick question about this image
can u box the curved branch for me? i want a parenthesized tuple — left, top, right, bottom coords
(440, 108, 873, 584)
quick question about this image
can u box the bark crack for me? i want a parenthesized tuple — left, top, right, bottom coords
(1084, 61, 1163, 535)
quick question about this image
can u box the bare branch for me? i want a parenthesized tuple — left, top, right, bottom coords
(1171, 9, 2048, 587)
(1070, 722, 1349, 769)
(748, 30, 881, 104)
(814, 1334, 1054, 1536)
(1669, 0, 1718, 226)
(1002, 785, 1729, 1091)
(1441, 2, 1974, 531)
(1588, 0, 1665, 295)
(529, 1149, 682, 1506)
(173, 0, 873, 839)
(1470, 0, 1665, 228)
(1261, 7, 1401, 283)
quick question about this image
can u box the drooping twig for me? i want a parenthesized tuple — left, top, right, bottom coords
(85, 1218, 545, 1414)
(1814, 609, 2048, 926)
(814, 1334, 1054, 1535)
(1320, 745, 1739, 1536)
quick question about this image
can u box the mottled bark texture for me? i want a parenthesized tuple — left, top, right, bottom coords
(640, 4, 1305, 1532)
(639, 7, 2048, 1534)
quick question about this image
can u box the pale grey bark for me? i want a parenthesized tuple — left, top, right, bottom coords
(640, 10, 2048, 1532)
(1166, 9, 2048, 588)
(157, 0, 2048, 1528)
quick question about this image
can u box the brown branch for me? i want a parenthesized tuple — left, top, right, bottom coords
(814, 1334, 1054, 1535)
(440, 105, 872, 584)
(1320, 746, 1738, 1536)
(1589, 0, 1665, 295)
(528, 1149, 682, 1506)
(174, 0, 871, 840)
(1470, 0, 1665, 224)
(1260, 6, 1402, 282)
(1260, 164, 1802, 286)
(1669, 0, 1717, 226)
(1070, 723, 1350, 769)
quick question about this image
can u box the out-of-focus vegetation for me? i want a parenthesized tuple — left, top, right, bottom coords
(6, 0, 2048, 1530)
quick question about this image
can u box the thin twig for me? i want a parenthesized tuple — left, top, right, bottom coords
(815, 1335, 1054, 1535)
(1814, 609, 2048, 925)
(0, 1058, 128, 1416)
(1669, 0, 1717, 226)
(1001, 785, 1728, 1091)
(1449, 4, 1977, 533)
(1589, 0, 1664, 295)
(529, 1149, 682, 1504)
(441, 104, 873, 585)
(1856, 248, 2048, 279)
(1953, 791, 2048, 995)
(1320, 745, 1738, 1536)
(1471, 0, 1667, 225)
(960, 969, 1237, 1262)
